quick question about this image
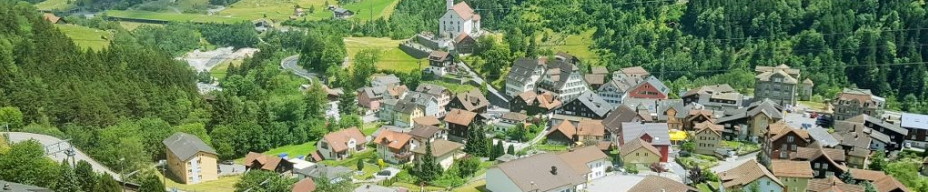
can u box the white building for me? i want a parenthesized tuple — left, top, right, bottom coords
(538, 60, 588, 102)
(505, 58, 547, 97)
(486, 146, 608, 192)
(439, 0, 481, 39)
(597, 76, 642, 107)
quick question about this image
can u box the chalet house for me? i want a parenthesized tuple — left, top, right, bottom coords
(331, 7, 354, 19)
(439, 0, 481, 39)
(901, 112, 928, 149)
(413, 116, 441, 128)
(626, 76, 670, 100)
(762, 121, 812, 161)
(545, 120, 605, 145)
(790, 146, 847, 178)
(537, 60, 588, 101)
(770, 160, 814, 192)
(716, 99, 783, 141)
(597, 76, 642, 106)
(601, 105, 650, 145)
(505, 58, 546, 97)
(358, 85, 407, 111)
(584, 65, 608, 90)
(485, 146, 608, 192)
(163, 132, 218, 184)
(383, 97, 425, 128)
(408, 125, 447, 146)
(693, 122, 723, 156)
(411, 139, 464, 170)
(684, 109, 716, 130)
(873, 174, 912, 192)
(719, 159, 785, 192)
(509, 91, 561, 115)
(426, 51, 454, 77)
(655, 100, 688, 130)
(620, 123, 671, 162)
(454, 34, 477, 54)
(754, 64, 801, 107)
(374, 130, 414, 164)
(372, 74, 401, 88)
(555, 91, 613, 119)
(627, 176, 696, 192)
(833, 88, 885, 121)
(416, 84, 451, 117)
(314, 127, 367, 161)
(806, 177, 864, 192)
(845, 114, 907, 150)
(621, 138, 661, 165)
(833, 122, 874, 168)
(43, 13, 64, 24)
(244, 152, 294, 173)
(612, 66, 650, 80)
(448, 89, 489, 113)
(681, 84, 743, 111)
(496, 112, 529, 131)
(445, 109, 482, 140)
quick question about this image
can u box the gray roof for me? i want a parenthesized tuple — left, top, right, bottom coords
(656, 99, 688, 120)
(0, 180, 52, 192)
(573, 91, 613, 117)
(396, 92, 435, 113)
(598, 76, 642, 94)
(506, 58, 544, 83)
(621, 123, 672, 145)
(493, 153, 587, 191)
(295, 164, 353, 180)
(545, 60, 582, 89)
(361, 86, 388, 99)
(807, 127, 839, 147)
(851, 115, 908, 135)
(717, 99, 782, 123)
(901, 113, 928, 130)
(635, 76, 670, 95)
(372, 74, 401, 87)
(602, 105, 641, 134)
(333, 8, 351, 14)
(623, 98, 657, 112)
(415, 83, 448, 97)
(162, 132, 217, 161)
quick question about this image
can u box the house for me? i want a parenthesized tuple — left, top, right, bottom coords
(844, 114, 907, 150)
(538, 60, 588, 101)
(620, 138, 661, 165)
(244, 152, 294, 173)
(806, 177, 864, 192)
(455, 34, 477, 54)
(445, 109, 481, 140)
(681, 84, 743, 111)
(656, 100, 688, 130)
(597, 76, 642, 106)
(0, 180, 51, 192)
(416, 84, 451, 117)
(832, 122, 873, 168)
(358, 85, 406, 111)
(613, 66, 650, 79)
(716, 99, 784, 141)
(294, 164, 352, 183)
(252, 19, 272, 32)
(833, 88, 886, 121)
(684, 109, 716, 130)
(847, 168, 889, 184)
(413, 116, 441, 128)
(808, 126, 841, 148)
(801, 78, 814, 101)
(373, 130, 414, 164)
(627, 175, 696, 192)
(620, 123, 672, 162)
(509, 91, 562, 115)
(900, 113, 928, 149)
(162, 132, 218, 184)
(426, 51, 454, 77)
(718, 159, 785, 192)
(439, 0, 481, 39)
(372, 74, 401, 88)
(505, 58, 547, 97)
(554, 91, 613, 119)
(601, 105, 650, 145)
(545, 120, 605, 145)
(555, 52, 581, 65)
(485, 146, 607, 192)
(496, 112, 529, 130)
(754, 64, 801, 107)
(314, 127, 367, 161)
(626, 76, 670, 100)
(770, 160, 814, 192)
(873, 173, 911, 192)
(790, 146, 847, 178)
(693, 122, 723, 156)
(411, 139, 464, 170)
(291, 178, 316, 192)
(762, 121, 812, 160)
(448, 89, 489, 113)
(331, 7, 354, 19)
(43, 13, 63, 24)
(408, 125, 447, 146)
(387, 98, 424, 128)
(584, 74, 607, 90)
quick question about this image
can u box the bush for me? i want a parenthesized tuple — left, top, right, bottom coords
(625, 164, 639, 174)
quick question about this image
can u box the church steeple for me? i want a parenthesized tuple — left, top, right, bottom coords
(447, 0, 453, 10)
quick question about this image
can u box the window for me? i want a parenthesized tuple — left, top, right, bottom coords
(787, 135, 794, 142)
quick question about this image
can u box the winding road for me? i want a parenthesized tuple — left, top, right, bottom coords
(281, 55, 317, 81)
(5, 132, 121, 181)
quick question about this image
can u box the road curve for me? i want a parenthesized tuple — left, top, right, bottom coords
(5, 132, 121, 181)
(280, 55, 317, 81)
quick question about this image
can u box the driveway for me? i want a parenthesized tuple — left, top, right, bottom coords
(5, 132, 121, 181)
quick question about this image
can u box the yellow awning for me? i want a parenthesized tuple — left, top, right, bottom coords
(669, 130, 687, 141)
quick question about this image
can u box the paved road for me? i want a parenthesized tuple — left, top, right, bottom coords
(457, 62, 509, 109)
(281, 55, 317, 82)
(710, 151, 759, 173)
(5, 132, 121, 181)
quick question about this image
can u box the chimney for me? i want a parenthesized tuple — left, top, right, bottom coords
(550, 166, 558, 175)
(447, 0, 454, 10)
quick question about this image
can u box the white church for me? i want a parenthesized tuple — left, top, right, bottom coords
(439, 0, 482, 39)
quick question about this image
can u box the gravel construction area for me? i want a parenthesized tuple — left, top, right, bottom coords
(183, 47, 258, 72)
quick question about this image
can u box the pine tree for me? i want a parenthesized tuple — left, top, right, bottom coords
(53, 160, 81, 192)
(74, 160, 97, 192)
(356, 159, 365, 171)
(338, 91, 358, 116)
(869, 151, 886, 170)
(93, 173, 122, 192)
(507, 145, 515, 155)
(138, 174, 164, 192)
(415, 141, 441, 182)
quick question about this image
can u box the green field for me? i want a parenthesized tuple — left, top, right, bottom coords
(421, 80, 478, 94)
(119, 21, 163, 31)
(106, 10, 249, 23)
(57, 24, 112, 50)
(35, 0, 74, 11)
(344, 37, 422, 73)
(537, 28, 597, 63)
(160, 173, 241, 192)
(220, 0, 331, 22)
(454, 180, 487, 192)
(262, 140, 317, 158)
(342, 0, 400, 21)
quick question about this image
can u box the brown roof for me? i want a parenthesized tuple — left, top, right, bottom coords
(428, 51, 449, 61)
(413, 116, 441, 126)
(577, 120, 605, 137)
(548, 121, 577, 139)
(767, 121, 811, 141)
(621, 66, 649, 76)
(292, 178, 317, 192)
(694, 122, 723, 136)
(322, 127, 366, 152)
(501, 112, 528, 122)
(445, 109, 478, 126)
(874, 175, 910, 192)
(374, 129, 412, 151)
(719, 159, 783, 188)
(244, 152, 285, 171)
(451, 2, 478, 20)
(628, 175, 696, 192)
(620, 138, 660, 157)
(454, 89, 489, 112)
(770, 160, 814, 178)
(584, 74, 606, 85)
(493, 153, 587, 191)
(557, 146, 608, 174)
(591, 66, 608, 75)
(537, 92, 562, 109)
(596, 141, 612, 151)
(848, 168, 887, 182)
(43, 13, 61, 24)
(517, 91, 537, 105)
(807, 178, 864, 192)
(409, 125, 441, 139)
(792, 146, 847, 162)
(412, 139, 463, 157)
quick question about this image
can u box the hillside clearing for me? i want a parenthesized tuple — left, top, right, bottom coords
(57, 24, 111, 50)
(344, 37, 421, 73)
(106, 10, 249, 24)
